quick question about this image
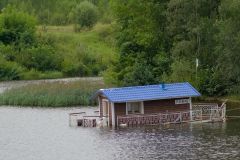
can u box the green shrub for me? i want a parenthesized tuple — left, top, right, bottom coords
(0, 43, 16, 61)
(0, 57, 24, 81)
(19, 45, 63, 71)
(21, 69, 40, 80)
(0, 5, 36, 46)
(62, 61, 90, 77)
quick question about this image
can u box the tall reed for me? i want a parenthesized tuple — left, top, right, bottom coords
(0, 79, 106, 107)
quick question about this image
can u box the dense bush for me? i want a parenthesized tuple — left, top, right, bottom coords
(0, 5, 36, 46)
(20, 45, 63, 71)
(0, 57, 23, 80)
(0, 43, 15, 61)
(62, 62, 90, 77)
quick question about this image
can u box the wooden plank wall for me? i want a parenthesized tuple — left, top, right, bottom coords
(144, 98, 190, 114)
(115, 103, 126, 115)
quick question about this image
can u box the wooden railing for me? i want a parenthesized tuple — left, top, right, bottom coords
(117, 111, 195, 126)
(192, 103, 226, 120)
(117, 104, 226, 126)
(69, 111, 108, 127)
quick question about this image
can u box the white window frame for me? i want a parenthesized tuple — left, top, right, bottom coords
(175, 99, 190, 104)
(126, 101, 144, 115)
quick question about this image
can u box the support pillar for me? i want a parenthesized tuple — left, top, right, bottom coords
(189, 97, 193, 121)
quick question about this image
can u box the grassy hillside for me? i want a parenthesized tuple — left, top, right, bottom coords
(35, 23, 117, 79)
(0, 22, 117, 81)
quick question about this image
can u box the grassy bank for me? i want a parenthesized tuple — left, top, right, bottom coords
(0, 78, 107, 107)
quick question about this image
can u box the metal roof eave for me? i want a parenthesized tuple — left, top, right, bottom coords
(110, 94, 201, 103)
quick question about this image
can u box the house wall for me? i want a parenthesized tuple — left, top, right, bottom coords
(143, 98, 190, 114)
(100, 97, 190, 126)
(115, 103, 126, 116)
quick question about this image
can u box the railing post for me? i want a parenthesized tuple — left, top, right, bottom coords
(222, 104, 226, 121)
(200, 109, 202, 121)
(210, 109, 212, 121)
(189, 98, 193, 121)
(180, 112, 182, 123)
(159, 113, 162, 124)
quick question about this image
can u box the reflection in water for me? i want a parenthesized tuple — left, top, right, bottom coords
(0, 107, 240, 160)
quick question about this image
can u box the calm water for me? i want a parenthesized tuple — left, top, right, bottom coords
(1, 106, 240, 160)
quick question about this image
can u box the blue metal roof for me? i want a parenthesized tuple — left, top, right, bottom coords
(97, 82, 201, 103)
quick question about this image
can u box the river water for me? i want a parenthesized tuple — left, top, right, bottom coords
(1, 78, 240, 160)
(0, 106, 240, 160)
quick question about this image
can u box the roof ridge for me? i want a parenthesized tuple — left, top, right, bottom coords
(102, 82, 188, 91)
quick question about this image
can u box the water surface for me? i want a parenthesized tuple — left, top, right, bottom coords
(1, 106, 240, 160)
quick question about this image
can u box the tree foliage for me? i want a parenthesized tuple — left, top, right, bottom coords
(72, 1, 98, 30)
(104, 0, 240, 96)
(0, 6, 63, 80)
(0, 5, 36, 46)
(0, 0, 111, 25)
(1, 0, 240, 97)
(109, 0, 170, 86)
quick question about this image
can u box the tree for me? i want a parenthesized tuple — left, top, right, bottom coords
(166, 0, 220, 94)
(213, 0, 240, 95)
(73, 1, 98, 30)
(107, 0, 170, 86)
(164, 59, 196, 85)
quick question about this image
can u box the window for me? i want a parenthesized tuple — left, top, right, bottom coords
(127, 102, 143, 114)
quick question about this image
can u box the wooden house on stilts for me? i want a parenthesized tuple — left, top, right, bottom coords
(70, 82, 226, 127)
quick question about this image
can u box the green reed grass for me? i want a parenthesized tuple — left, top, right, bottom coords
(0, 79, 107, 107)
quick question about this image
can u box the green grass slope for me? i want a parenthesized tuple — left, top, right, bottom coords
(37, 23, 117, 78)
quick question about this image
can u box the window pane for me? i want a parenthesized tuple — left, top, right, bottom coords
(127, 102, 141, 114)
